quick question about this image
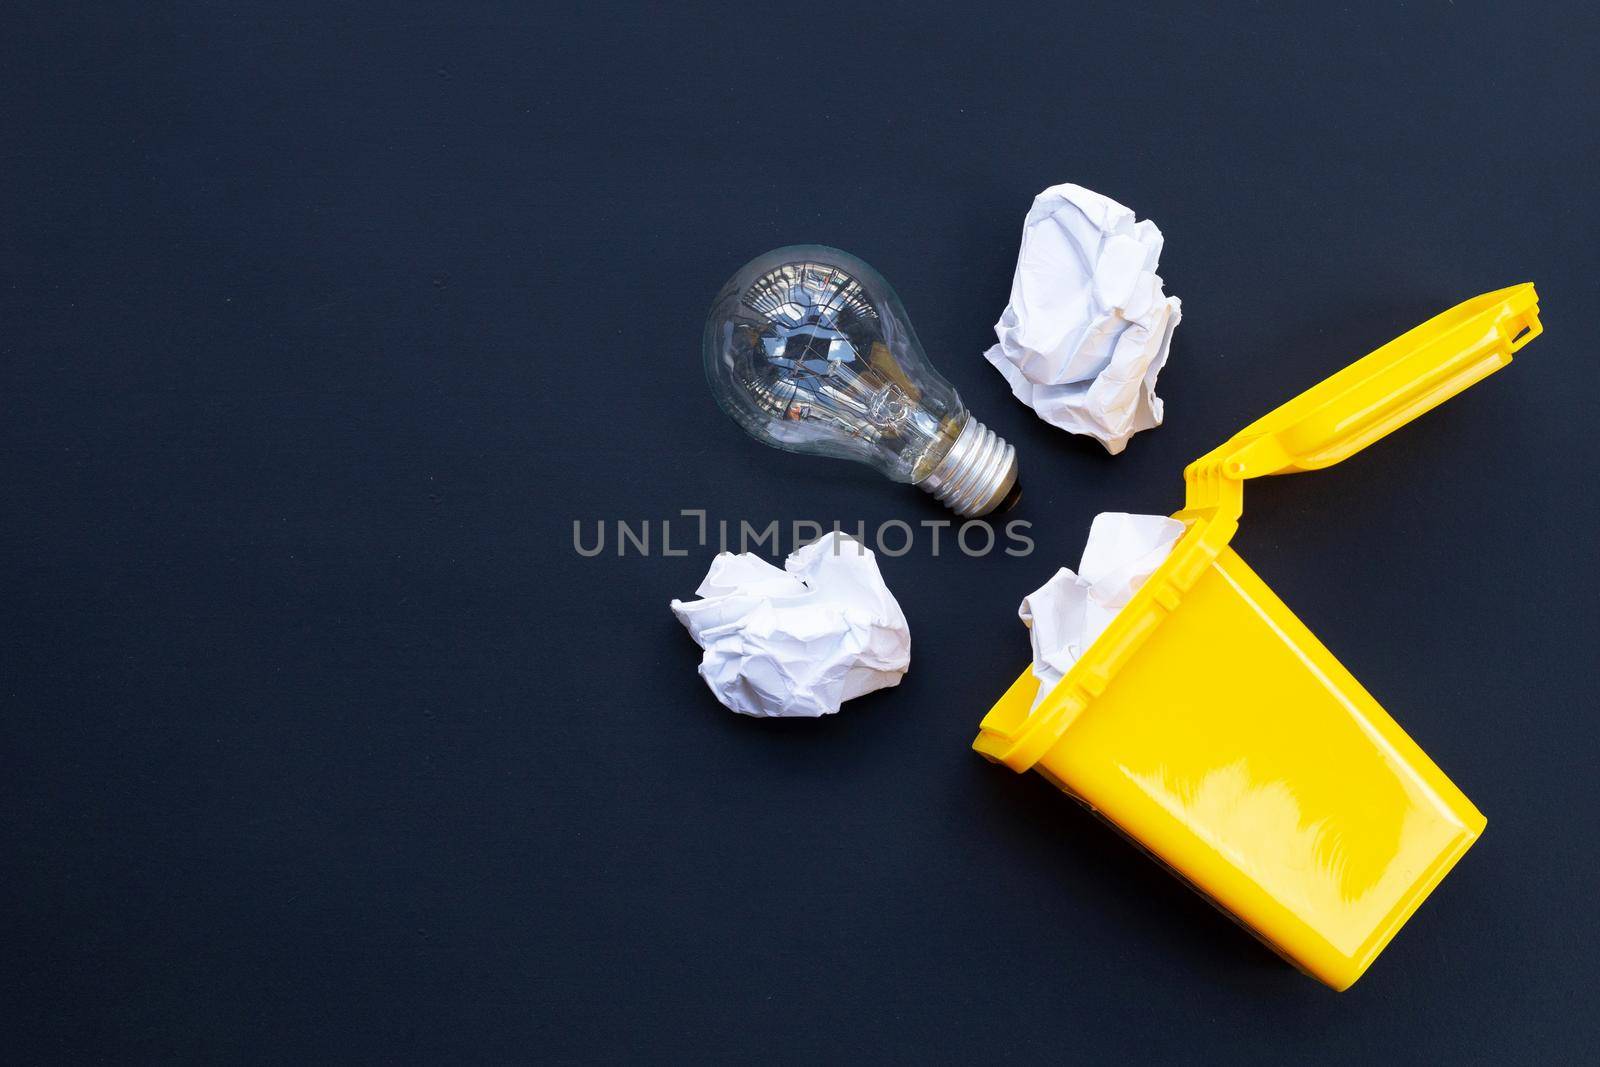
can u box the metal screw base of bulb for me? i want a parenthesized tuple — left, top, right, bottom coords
(917, 417, 1019, 518)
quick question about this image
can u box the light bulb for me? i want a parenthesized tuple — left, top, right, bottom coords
(702, 245, 1019, 517)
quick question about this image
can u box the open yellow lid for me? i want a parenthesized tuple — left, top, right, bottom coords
(1190, 282, 1541, 492)
(976, 283, 1542, 770)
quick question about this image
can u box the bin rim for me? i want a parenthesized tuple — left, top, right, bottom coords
(975, 283, 1542, 771)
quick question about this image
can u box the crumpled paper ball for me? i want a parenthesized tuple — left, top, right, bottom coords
(983, 183, 1183, 454)
(670, 532, 910, 717)
(1020, 512, 1185, 710)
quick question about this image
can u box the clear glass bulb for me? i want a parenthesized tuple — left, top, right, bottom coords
(702, 245, 1019, 517)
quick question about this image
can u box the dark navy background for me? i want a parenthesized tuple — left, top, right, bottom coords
(4, 2, 1598, 1061)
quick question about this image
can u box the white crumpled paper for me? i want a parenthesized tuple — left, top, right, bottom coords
(670, 532, 910, 718)
(1019, 512, 1185, 710)
(983, 183, 1182, 454)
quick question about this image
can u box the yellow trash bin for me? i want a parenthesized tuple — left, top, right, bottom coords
(974, 283, 1542, 990)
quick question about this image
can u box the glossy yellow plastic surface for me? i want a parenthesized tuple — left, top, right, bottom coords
(975, 284, 1542, 990)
